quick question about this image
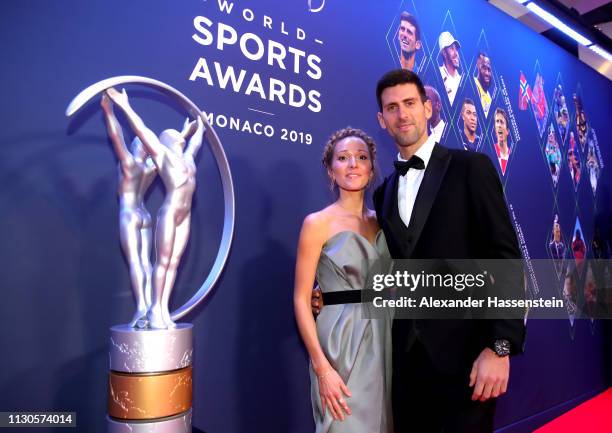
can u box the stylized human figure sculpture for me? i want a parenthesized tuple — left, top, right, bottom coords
(107, 88, 204, 329)
(101, 93, 157, 328)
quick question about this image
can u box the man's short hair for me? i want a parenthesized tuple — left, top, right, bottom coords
(462, 98, 476, 110)
(495, 107, 509, 127)
(376, 69, 427, 110)
(477, 52, 489, 62)
(399, 11, 420, 41)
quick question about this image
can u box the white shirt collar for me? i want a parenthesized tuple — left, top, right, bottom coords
(397, 133, 437, 168)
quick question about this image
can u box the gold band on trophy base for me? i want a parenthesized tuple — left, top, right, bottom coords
(108, 366, 192, 420)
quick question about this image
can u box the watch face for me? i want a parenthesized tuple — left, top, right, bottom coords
(494, 339, 511, 356)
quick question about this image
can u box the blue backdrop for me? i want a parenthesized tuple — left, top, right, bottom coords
(0, 1, 610, 432)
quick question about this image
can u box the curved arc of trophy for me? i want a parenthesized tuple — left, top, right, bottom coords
(66, 75, 235, 321)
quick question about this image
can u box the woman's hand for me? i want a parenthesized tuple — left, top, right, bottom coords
(318, 368, 352, 421)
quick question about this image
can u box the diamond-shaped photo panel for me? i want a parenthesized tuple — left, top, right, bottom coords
(548, 212, 577, 329)
(543, 122, 563, 190)
(586, 128, 603, 196)
(453, 99, 483, 152)
(468, 30, 498, 122)
(432, 11, 469, 114)
(566, 138, 582, 192)
(551, 75, 570, 145)
(530, 62, 550, 139)
(571, 217, 587, 264)
(488, 105, 514, 177)
(547, 213, 568, 280)
(385, 1, 431, 75)
(572, 84, 590, 152)
(563, 216, 589, 326)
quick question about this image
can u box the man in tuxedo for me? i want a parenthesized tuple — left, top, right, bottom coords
(373, 69, 525, 433)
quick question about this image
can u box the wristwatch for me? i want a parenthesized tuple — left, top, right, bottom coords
(491, 339, 511, 357)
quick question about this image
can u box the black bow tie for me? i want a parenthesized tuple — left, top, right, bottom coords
(394, 156, 425, 176)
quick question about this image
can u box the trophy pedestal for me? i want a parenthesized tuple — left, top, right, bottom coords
(107, 410, 192, 433)
(107, 324, 193, 432)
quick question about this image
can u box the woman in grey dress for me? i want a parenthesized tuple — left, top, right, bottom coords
(294, 127, 393, 433)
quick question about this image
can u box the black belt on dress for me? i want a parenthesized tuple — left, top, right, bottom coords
(322, 290, 379, 305)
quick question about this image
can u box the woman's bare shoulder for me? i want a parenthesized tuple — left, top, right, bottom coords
(300, 207, 334, 241)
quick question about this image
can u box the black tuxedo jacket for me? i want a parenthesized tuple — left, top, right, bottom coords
(373, 144, 526, 373)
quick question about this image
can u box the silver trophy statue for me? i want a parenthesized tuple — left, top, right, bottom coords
(67, 76, 235, 433)
(105, 88, 204, 329)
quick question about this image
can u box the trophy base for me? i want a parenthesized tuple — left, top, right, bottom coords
(107, 409, 191, 433)
(109, 323, 193, 373)
(108, 323, 194, 426)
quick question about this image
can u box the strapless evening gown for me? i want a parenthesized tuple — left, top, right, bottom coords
(310, 230, 393, 433)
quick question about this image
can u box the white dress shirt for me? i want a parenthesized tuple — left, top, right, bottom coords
(397, 134, 437, 227)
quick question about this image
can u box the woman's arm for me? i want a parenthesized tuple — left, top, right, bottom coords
(293, 214, 351, 420)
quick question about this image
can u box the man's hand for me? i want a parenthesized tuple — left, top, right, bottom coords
(469, 347, 509, 401)
(312, 286, 323, 317)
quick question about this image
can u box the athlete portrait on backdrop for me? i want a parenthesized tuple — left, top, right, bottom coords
(573, 93, 589, 148)
(586, 136, 601, 195)
(398, 12, 423, 72)
(549, 214, 567, 279)
(425, 85, 445, 144)
(545, 124, 562, 188)
(553, 84, 570, 141)
(306, 69, 525, 433)
(493, 107, 511, 176)
(567, 137, 582, 190)
(459, 98, 482, 151)
(438, 31, 462, 106)
(474, 52, 493, 118)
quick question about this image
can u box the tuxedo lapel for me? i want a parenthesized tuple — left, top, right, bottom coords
(382, 170, 401, 229)
(404, 144, 452, 257)
(380, 171, 411, 258)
